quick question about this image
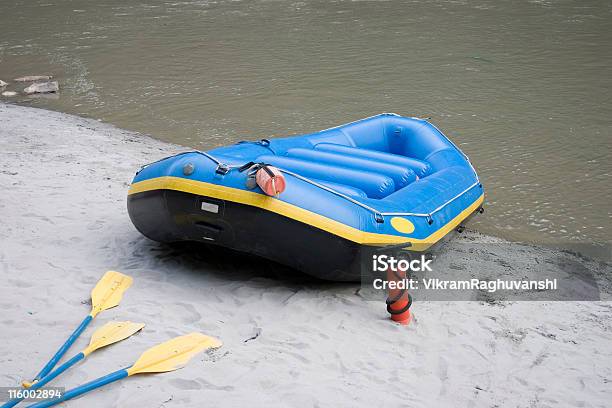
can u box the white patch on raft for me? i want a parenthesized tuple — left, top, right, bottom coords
(0, 103, 610, 408)
(201, 202, 219, 213)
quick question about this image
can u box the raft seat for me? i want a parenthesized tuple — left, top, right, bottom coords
(310, 178, 368, 199)
(313, 143, 432, 178)
(285, 148, 417, 188)
(256, 154, 395, 199)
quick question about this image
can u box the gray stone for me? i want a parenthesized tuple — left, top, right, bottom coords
(23, 81, 59, 94)
(14, 75, 53, 82)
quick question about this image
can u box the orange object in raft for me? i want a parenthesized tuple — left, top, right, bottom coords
(256, 165, 286, 196)
(386, 266, 412, 325)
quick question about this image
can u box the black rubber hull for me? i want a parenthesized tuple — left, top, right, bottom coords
(127, 189, 365, 281)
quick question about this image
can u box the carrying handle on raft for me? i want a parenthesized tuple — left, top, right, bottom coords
(237, 139, 276, 154)
(215, 163, 231, 175)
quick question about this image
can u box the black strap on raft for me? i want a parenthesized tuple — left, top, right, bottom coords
(238, 161, 255, 172)
(238, 161, 276, 178)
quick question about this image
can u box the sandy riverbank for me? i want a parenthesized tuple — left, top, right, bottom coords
(1, 103, 611, 407)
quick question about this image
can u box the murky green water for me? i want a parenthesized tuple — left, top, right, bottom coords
(1, 0, 610, 249)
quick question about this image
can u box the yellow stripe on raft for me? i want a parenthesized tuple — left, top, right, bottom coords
(128, 176, 484, 251)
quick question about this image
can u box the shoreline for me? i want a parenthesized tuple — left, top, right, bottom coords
(3, 100, 606, 257)
(1, 103, 611, 407)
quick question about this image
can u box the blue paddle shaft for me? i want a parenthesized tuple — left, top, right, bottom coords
(36, 352, 85, 389)
(34, 315, 92, 380)
(0, 353, 85, 408)
(26, 369, 128, 408)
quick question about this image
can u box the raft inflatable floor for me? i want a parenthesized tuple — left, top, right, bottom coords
(127, 114, 484, 281)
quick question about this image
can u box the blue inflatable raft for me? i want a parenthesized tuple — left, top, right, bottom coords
(128, 113, 484, 281)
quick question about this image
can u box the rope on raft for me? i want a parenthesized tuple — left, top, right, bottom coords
(275, 167, 387, 223)
(272, 168, 482, 225)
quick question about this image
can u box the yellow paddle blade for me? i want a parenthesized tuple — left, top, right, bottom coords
(126, 333, 222, 376)
(90, 271, 133, 317)
(82, 321, 145, 356)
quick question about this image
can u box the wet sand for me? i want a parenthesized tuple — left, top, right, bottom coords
(1, 103, 611, 407)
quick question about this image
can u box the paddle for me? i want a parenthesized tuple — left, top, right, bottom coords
(23, 271, 133, 387)
(2, 321, 144, 408)
(26, 333, 222, 408)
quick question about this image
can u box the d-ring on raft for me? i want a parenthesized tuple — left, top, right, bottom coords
(128, 113, 484, 281)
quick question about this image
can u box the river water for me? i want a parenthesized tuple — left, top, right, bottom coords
(1, 0, 610, 251)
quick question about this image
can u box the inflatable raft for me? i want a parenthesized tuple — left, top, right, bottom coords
(128, 114, 484, 281)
